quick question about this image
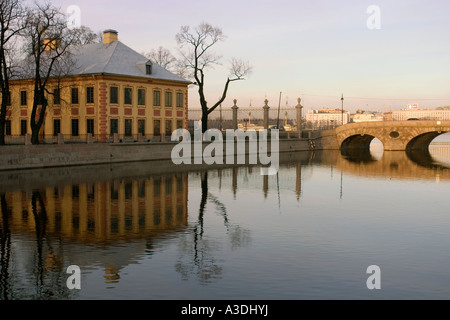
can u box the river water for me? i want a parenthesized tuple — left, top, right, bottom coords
(1, 139, 450, 300)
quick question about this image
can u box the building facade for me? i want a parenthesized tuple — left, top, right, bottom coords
(392, 109, 450, 121)
(306, 109, 350, 129)
(352, 111, 384, 123)
(3, 30, 191, 143)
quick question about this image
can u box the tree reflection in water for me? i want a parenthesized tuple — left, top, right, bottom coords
(29, 191, 72, 299)
(0, 191, 74, 300)
(0, 194, 11, 300)
(175, 171, 251, 284)
(32, 191, 47, 293)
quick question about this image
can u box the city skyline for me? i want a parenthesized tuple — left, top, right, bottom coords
(50, 0, 450, 112)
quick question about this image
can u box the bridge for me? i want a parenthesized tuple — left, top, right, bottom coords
(320, 120, 450, 152)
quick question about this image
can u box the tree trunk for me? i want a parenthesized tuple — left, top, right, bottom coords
(201, 111, 208, 133)
(31, 126, 40, 145)
(0, 96, 7, 146)
(0, 120, 4, 145)
(30, 94, 47, 145)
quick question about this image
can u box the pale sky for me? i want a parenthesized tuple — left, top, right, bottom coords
(50, 0, 450, 112)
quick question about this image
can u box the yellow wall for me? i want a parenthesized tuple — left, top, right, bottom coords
(3, 74, 189, 141)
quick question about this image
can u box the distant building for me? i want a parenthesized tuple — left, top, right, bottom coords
(306, 109, 350, 128)
(3, 29, 191, 143)
(383, 112, 393, 121)
(352, 111, 384, 123)
(392, 109, 450, 121)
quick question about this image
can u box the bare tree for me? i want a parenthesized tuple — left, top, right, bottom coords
(176, 22, 252, 133)
(72, 25, 101, 45)
(0, 0, 25, 145)
(143, 46, 189, 79)
(144, 46, 176, 69)
(21, 2, 79, 144)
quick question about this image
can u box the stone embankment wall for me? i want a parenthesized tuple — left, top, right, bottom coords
(0, 137, 337, 171)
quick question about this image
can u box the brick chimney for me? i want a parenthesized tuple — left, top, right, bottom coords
(103, 29, 118, 44)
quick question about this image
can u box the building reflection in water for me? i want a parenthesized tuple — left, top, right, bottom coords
(0, 173, 189, 299)
(1, 147, 450, 299)
(3, 175, 188, 242)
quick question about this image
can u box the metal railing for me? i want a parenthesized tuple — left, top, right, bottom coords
(2, 129, 312, 146)
(1, 133, 173, 145)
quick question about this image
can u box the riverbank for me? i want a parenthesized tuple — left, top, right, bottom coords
(0, 136, 338, 171)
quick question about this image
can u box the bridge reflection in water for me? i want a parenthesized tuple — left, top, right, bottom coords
(339, 142, 450, 181)
(1, 146, 449, 299)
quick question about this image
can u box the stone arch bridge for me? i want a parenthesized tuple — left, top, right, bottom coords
(321, 120, 450, 152)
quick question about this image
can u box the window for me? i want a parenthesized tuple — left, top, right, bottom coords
(138, 119, 145, 136)
(153, 90, 161, 107)
(20, 120, 27, 136)
(153, 119, 160, 136)
(124, 88, 132, 105)
(5, 120, 11, 136)
(6, 91, 11, 106)
(20, 91, 27, 106)
(110, 86, 118, 104)
(53, 119, 60, 136)
(177, 176, 183, 193)
(86, 87, 94, 104)
(176, 92, 183, 108)
(72, 185, 79, 199)
(125, 182, 133, 200)
(177, 120, 184, 129)
(110, 119, 119, 136)
(71, 88, 79, 104)
(165, 91, 172, 107)
(110, 183, 119, 200)
(87, 119, 94, 136)
(54, 88, 61, 105)
(165, 120, 172, 136)
(72, 119, 79, 137)
(110, 119, 118, 135)
(124, 119, 132, 137)
(138, 89, 145, 106)
(154, 178, 161, 196)
(166, 179, 172, 195)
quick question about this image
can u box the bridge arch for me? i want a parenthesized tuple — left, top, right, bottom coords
(340, 133, 383, 151)
(406, 131, 448, 151)
(341, 134, 378, 150)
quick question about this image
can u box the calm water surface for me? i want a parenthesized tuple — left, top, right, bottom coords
(1, 140, 450, 300)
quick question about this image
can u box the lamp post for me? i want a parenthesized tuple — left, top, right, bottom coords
(341, 93, 344, 125)
(295, 98, 303, 136)
(277, 92, 282, 128)
(263, 99, 270, 130)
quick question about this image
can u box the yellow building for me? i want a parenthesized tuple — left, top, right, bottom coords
(3, 30, 191, 143)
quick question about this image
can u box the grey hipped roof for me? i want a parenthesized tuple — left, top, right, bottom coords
(16, 40, 191, 84)
(71, 41, 190, 83)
